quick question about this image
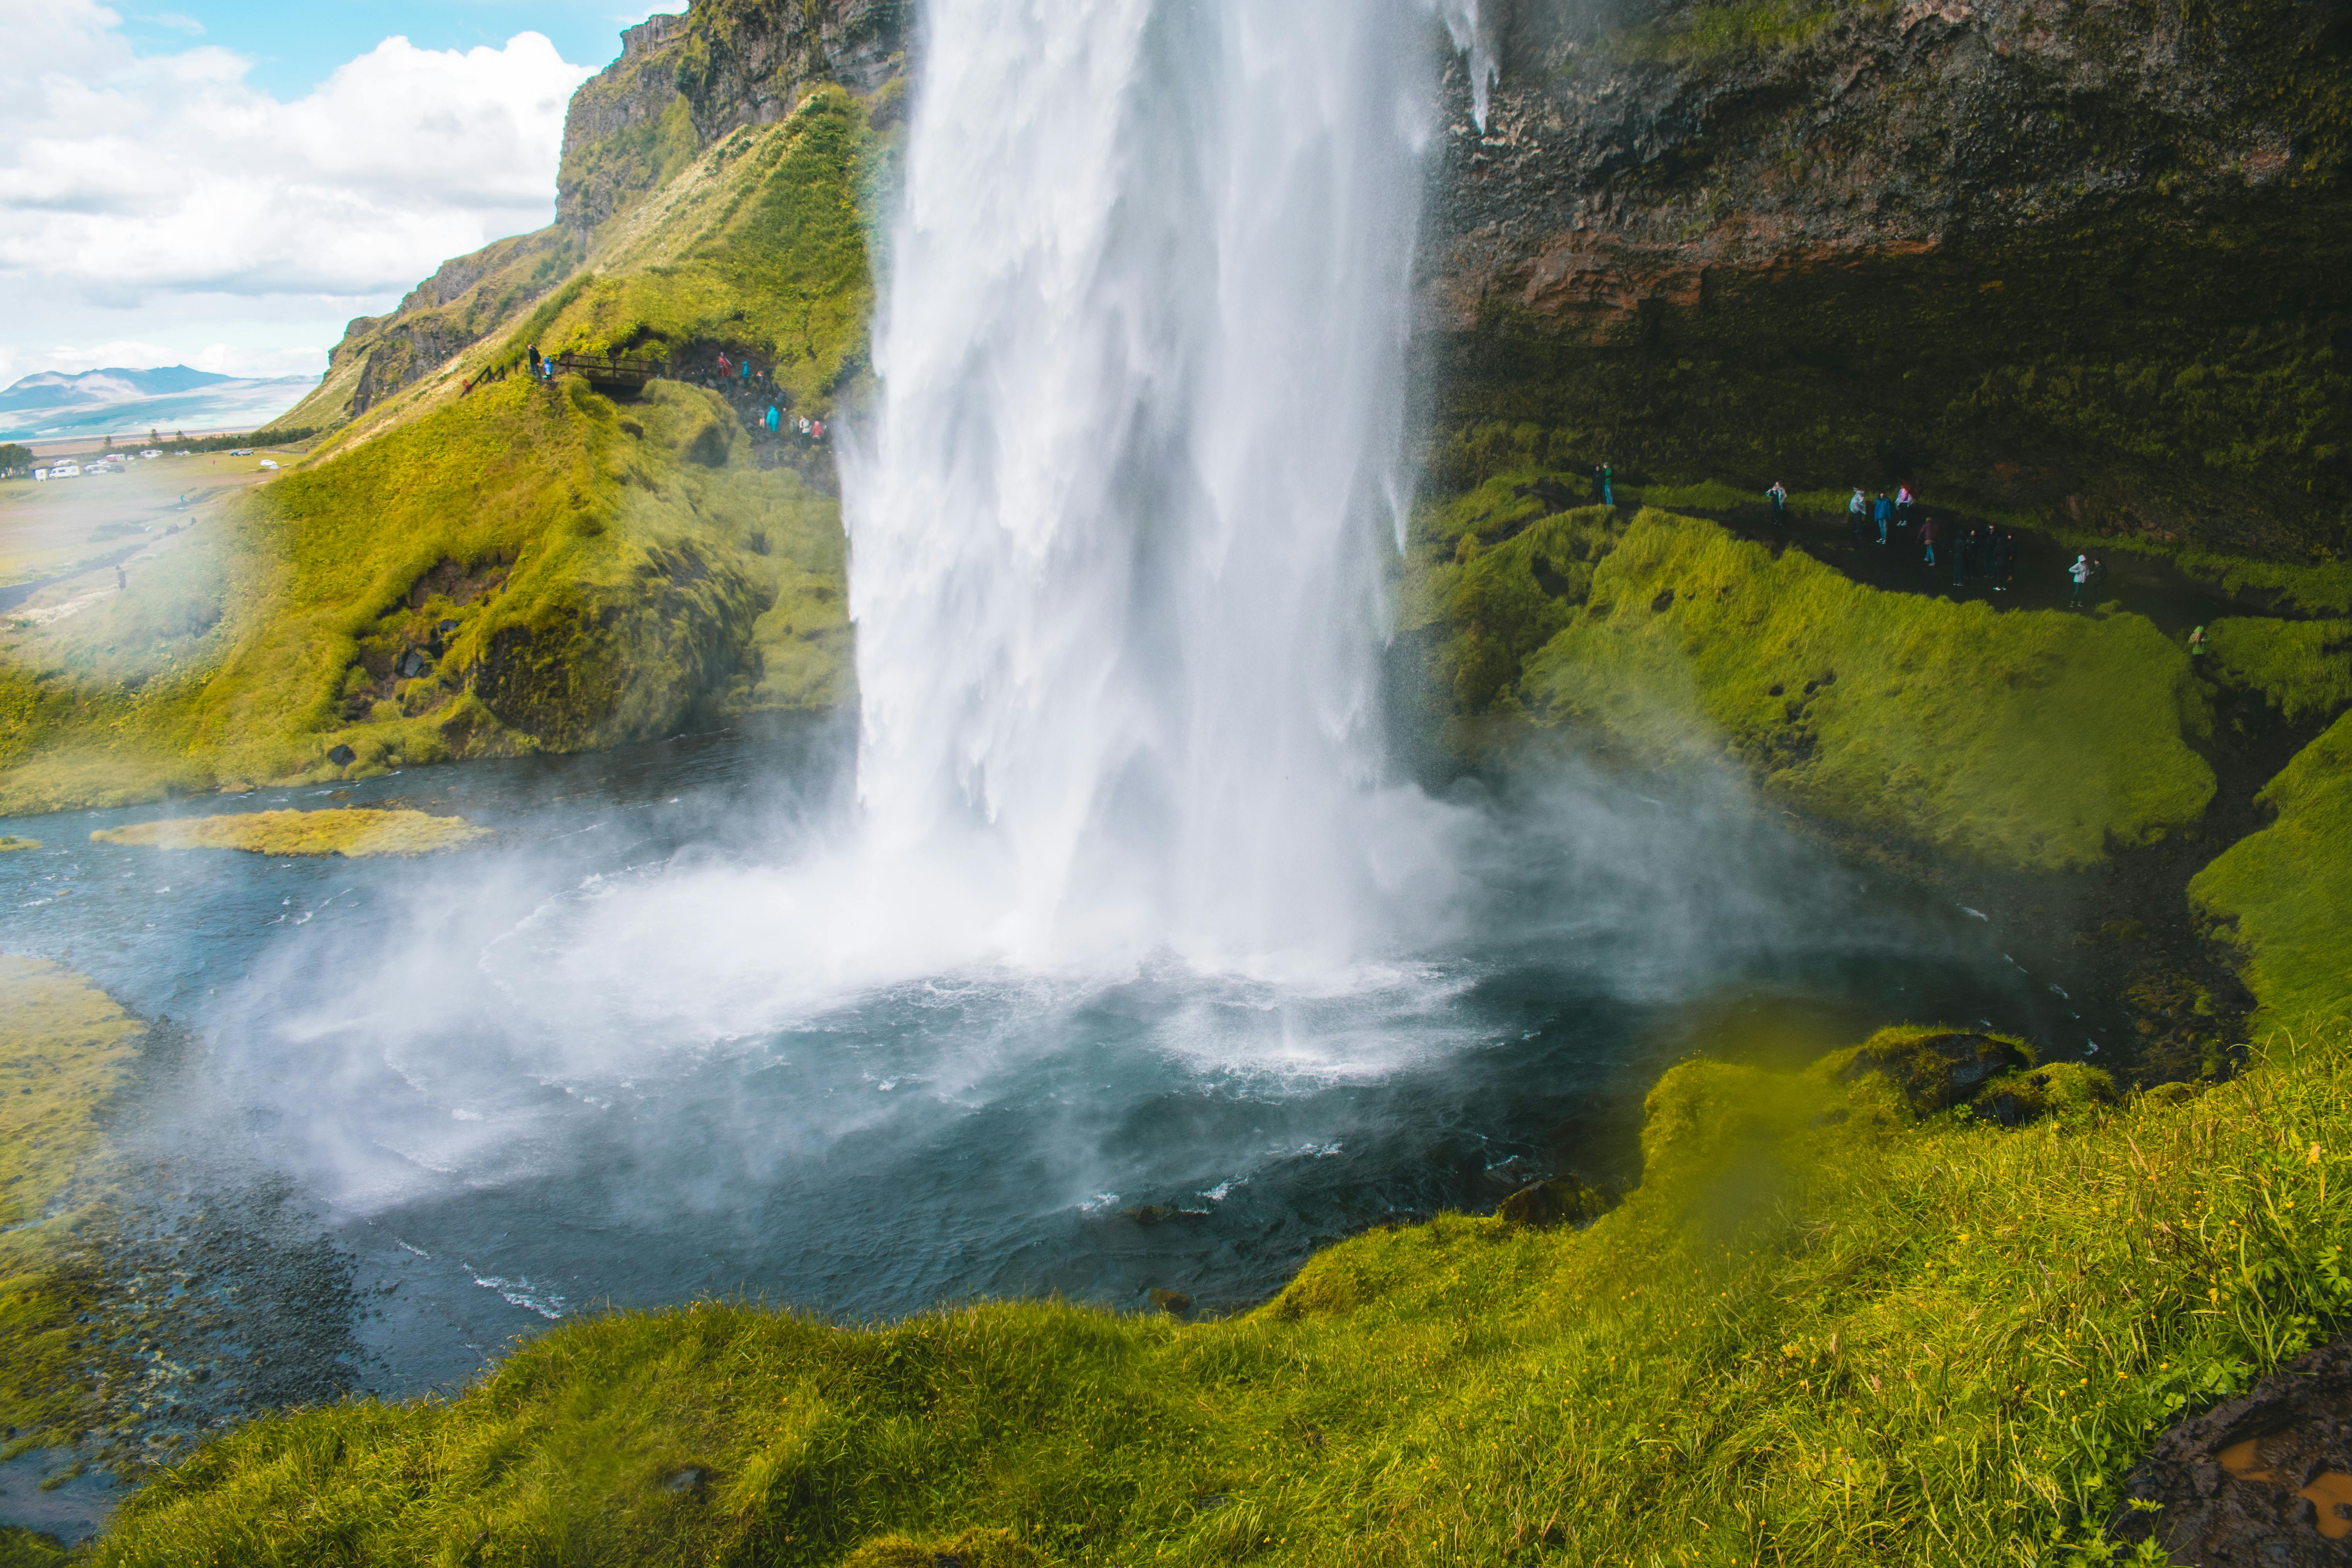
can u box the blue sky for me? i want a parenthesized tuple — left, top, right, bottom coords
(117, 0, 654, 99)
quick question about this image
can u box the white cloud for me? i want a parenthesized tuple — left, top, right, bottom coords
(141, 12, 205, 33)
(0, 0, 595, 384)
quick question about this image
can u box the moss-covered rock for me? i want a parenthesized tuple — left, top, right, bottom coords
(2203, 617, 2352, 726)
(2190, 709, 2352, 1032)
(1493, 509, 2216, 869)
(1965, 1062, 2118, 1129)
(1495, 1174, 1612, 1229)
(0, 958, 144, 1447)
(90, 808, 483, 858)
(1831, 1026, 2037, 1117)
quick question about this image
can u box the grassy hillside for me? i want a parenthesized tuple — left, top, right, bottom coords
(2189, 709, 2352, 1032)
(1408, 483, 2217, 871)
(0, 91, 875, 815)
(79, 1017, 2352, 1566)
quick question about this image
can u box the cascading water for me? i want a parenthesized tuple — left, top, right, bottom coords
(845, 0, 1475, 975)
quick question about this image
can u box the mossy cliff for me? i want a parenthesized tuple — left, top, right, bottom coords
(279, 0, 905, 437)
(79, 1020, 2352, 1565)
(1427, 0, 2352, 564)
(0, 87, 876, 813)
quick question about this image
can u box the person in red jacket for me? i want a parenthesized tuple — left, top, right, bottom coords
(1920, 516, 1939, 567)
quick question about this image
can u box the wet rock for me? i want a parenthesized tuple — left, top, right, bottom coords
(1497, 1174, 1609, 1229)
(659, 1466, 711, 1497)
(325, 744, 356, 766)
(1147, 1288, 1191, 1316)
(1838, 1031, 2033, 1115)
(2114, 1339, 2352, 1565)
(1123, 1204, 1176, 1225)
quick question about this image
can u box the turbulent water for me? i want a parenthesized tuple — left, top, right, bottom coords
(846, 0, 1465, 974)
(0, 0, 2115, 1404)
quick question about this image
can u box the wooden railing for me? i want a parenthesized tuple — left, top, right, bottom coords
(547, 352, 662, 392)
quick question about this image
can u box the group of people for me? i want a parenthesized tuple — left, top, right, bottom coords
(711, 352, 827, 445)
(1754, 481, 2111, 603)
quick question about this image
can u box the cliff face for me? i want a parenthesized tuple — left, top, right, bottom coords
(281, 0, 907, 435)
(556, 0, 906, 233)
(1425, 0, 2352, 560)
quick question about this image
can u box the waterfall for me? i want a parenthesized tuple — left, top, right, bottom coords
(844, 0, 1468, 974)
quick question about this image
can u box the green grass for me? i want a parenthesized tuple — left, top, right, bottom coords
(89, 808, 486, 857)
(80, 1020, 2352, 1566)
(0, 344, 848, 816)
(526, 87, 879, 419)
(2189, 709, 2352, 1031)
(2202, 616, 2352, 724)
(0, 957, 147, 1451)
(1410, 491, 2218, 871)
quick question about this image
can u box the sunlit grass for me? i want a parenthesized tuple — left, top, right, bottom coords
(89, 808, 485, 858)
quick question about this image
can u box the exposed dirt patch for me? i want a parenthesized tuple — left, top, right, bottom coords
(2116, 1339, 2352, 1564)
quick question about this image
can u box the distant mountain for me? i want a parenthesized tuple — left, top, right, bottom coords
(0, 373, 319, 442)
(0, 365, 234, 413)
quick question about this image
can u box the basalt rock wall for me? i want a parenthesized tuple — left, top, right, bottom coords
(1426, 0, 2352, 561)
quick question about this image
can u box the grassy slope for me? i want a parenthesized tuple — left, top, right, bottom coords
(85, 1022, 2352, 1567)
(0, 93, 870, 815)
(532, 86, 880, 417)
(2189, 710, 2352, 1032)
(1412, 483, 2216, 871)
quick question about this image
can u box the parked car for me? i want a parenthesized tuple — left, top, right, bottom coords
(257, 459, 279, 470)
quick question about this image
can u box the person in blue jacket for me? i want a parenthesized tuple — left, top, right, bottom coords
(1874, 490, 1891, 543)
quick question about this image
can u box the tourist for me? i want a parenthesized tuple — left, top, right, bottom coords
(1921, 516, 1939, 567)
(2069, 554, 2092, 606)
(1766, 481, 1788, 525)
(1895, 484, 1914, 528)
(1875, 490, 1891, 544)
(1593, 465, 1607, 505)
(1602, 464, 1614, 506)
(1953, 526, 1973, 587)
(1849, 488, 1869, 541)
(115, 564, 126, 592)
(1999, 532, 2019, 593)
(2189, 624, 2207, 662)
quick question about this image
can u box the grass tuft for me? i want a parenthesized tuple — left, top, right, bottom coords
(89, 808, 485, 858)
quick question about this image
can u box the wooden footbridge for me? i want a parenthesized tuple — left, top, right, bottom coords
(547, 352, 662, 394)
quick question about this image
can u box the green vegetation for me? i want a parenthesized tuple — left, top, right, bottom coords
(1609, 0, 1838, 64)
(1408, 488, 2216, 870)
(0, 957, 145, 1449)
(90, 808, 486, 858)
(2190, 710, 2352, 1031)
(0, 836, 36, 851)
(0, 370, 842, 813)
(524, 87, 879, 417)
(78, 1019, 2352, 1565)
(2203, 617, 2352, 724)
